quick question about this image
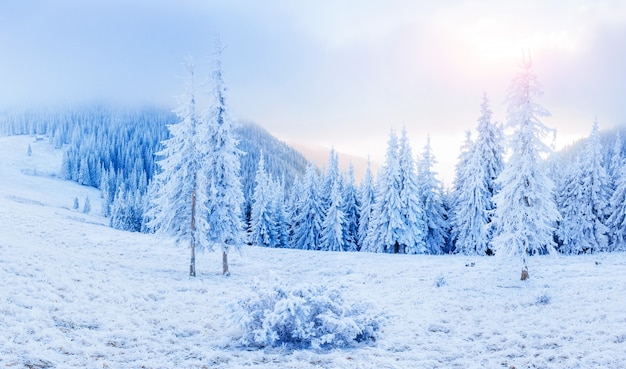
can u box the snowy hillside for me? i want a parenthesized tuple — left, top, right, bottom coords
(0, 107, 311, 232)
(2, 134, 626, 368)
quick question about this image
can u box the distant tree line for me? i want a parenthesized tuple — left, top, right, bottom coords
(2, 56, 626, 272)
(0, 105, 309, 233)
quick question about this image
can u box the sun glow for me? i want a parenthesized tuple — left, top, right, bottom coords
(432, 4, 584, 71)
(471, 30, 578, 64)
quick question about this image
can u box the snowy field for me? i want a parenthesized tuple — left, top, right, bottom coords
(1, 135, 626, 369)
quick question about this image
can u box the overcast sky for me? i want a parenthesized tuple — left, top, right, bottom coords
(2, 0, 626, 181)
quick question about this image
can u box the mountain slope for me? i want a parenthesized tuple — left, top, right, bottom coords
(235, 121, 309, 211)
(1, 107, 310, 226)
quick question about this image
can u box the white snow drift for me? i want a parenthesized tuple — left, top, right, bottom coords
(1, 135, 626, 368)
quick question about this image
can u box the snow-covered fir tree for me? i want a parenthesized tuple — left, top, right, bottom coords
(320, 148, 340, 212)
(99, 168, 110, 216)
(249, 152, 276, 247)
(270, 179, 289, 248)
(83, 196, 91, 214)
(340, 164, 359, 252)
(473, 94, 505, 251)
(451, 95, 504, 255)
(285, 175, 303, 248)
(555, 157, 586, 253)
(78, 159, 91, 186)
(440, 186, 454, 253)
(201, 44, 246, 274)
(397, 127, 427, 254)
(450, 131, 473, 250)
(363, 129, 404, 253)
(111, 184, 144, 232)
(357, 158, 375, 251)
(492, 55, 559, 278)
(319, 180, 346, 252)
(417, 136, 448, 254)
(557, 120, 610, 253)
(110, 186, 127, 229)
(451, 131, 474, 200)
(129, 188, 144, 231)
(102, 165, 118, 217)
(608, 131, 623, 192)
(581, 120, 611, 246)
(291, 164, 324, 250)
(145, 59, 204, 276)
(451, 131, 490, 255)
(608, 164, 626, 251)
(61, 151, 71, 180)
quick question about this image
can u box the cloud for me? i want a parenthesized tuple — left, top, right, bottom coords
(1, 0, 625, 181)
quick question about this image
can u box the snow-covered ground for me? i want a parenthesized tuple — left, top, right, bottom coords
(1, 135, 626, 368)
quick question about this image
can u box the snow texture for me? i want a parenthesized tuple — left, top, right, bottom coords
(234, 281, 382, 349)
(2, 135, 626, 368)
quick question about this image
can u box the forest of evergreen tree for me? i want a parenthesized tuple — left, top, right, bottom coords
(2, 61, 626, 256)
(2, 103, 625, 255)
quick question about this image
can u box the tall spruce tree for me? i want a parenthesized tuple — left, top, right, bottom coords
(249, 152, 275, 247)
(110, 186, 128, 229)
(555, 157, 586, 253)
(450, 131, 474, 251)
(452, 131, 474, 195)
(608, 131, 623, 192)
(291, 164, 324, 250)
(83, 195, 91, 214)
(398, 127, 427, 254)
(78, 159, 91, 186)
(417, 136, 448, 254)
(110, 184, 143, 232)
(146, 59, 204, 276)
(451, 131, 490, 255)
(340, 164, 360, 252)
(270, 179, 289, 248)
(608, 164, 626, 251)
(492, 55, 559, 279)
(357, 158, 375, 251)
(452, 95, 504, 255)
(201, 44, 246, 275)
(474, 94, 504, 252)
(556, 121, 610, 254)
(319, 180, 346, 252)
(320, 148, 340, 212)
(285, 175, 304, 248)
(363, 129, 404, 253)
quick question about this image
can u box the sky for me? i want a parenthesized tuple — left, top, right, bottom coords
(1, 0, 626, 182)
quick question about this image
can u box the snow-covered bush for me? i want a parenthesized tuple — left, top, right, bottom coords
(233, 282, 382, 350)
(535, 292, 551, 305)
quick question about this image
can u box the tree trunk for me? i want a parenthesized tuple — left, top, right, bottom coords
(189, 189, 197, 277)
(520, 251, 529, 281)
(190, 242, 196, 277)
(521, 266, 529, 281)
(222, 251, 229, 275)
